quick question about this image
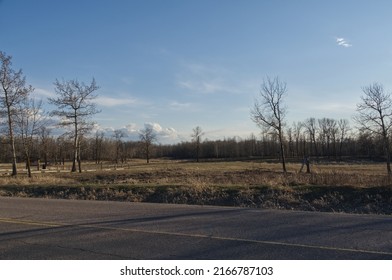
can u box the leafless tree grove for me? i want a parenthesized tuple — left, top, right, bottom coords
(0, 51, 34, 176)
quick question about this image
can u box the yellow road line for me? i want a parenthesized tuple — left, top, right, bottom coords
(1, 217, 391, 257)
(0, 218, 61, 227)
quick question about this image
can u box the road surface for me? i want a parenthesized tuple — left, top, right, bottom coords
(0, 197, 391, 259)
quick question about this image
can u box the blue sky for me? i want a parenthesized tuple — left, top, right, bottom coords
(2, 0, 392, 143)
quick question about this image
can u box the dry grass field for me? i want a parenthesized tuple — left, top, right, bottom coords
(0, 159, 390, 187)
(0, 159, 392, 215)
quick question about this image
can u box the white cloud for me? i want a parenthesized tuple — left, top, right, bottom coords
(145, 122, 163, 132)
(336, 37, 352, 48)
(158, 127, 181, 143)
(95, 96, 138, 107)
(125, 123, 137, 133)
(141, 122, 185, 144)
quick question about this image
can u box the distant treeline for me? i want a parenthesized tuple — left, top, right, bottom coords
(0, 117, 386, 166)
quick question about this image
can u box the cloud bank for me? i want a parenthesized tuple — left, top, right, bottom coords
(92, 122, 183, 144)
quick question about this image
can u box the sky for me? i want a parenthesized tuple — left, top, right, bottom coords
(1, 0, 392, 144)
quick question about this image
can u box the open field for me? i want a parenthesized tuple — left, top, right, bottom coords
(0, 159, 392, 215)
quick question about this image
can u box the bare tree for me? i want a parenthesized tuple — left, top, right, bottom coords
(338, 119, 350, 159)
(251, 76, 287, 172)
(286, 126, 294, 157)
(191, 126, 203, 162)
(48, 78, 100, 172)
(94, 131, 105, 164)
(355, 82, 392, 175)
(39, 126, 52, 169)
(15, 98, 48, 177)
(318, 118, 338, 157)
(303, 117, 319, 158)
(292, 121, 303, 157)
(113, 129, 126, 164)
(0, 51, 33, 176)
(139, 125, 157, 163)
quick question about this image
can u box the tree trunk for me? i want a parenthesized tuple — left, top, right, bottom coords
(312, 134, 319, 159)
(71, 148, 78, 172)
(278, 129, 287, 172)
(384, 136, 391, 175)
(146, 142, 150, 164)
(25, 154, 32, 178)
(72, 114, 78, 172)
(381, 119, 391, 175)
(77, 141, 82, 173)
(196, 140, 200, 162)
(10, 137, 17, 176)
(3, 90, 18, 176)
(7, 110, 17, 176)
(44, 152, 48, 168)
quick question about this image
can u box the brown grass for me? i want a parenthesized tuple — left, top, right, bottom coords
(1, 160, 392, 215)
(0, 160, 390, 188)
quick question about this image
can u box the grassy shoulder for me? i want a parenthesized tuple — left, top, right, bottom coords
(0, 160, 392, 215)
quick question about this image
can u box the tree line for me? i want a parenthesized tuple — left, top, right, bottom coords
(0, 120, 386, 166)
(2, 51, 392, 176)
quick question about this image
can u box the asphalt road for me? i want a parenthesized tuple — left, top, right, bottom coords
(0, 197, 391, 259)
